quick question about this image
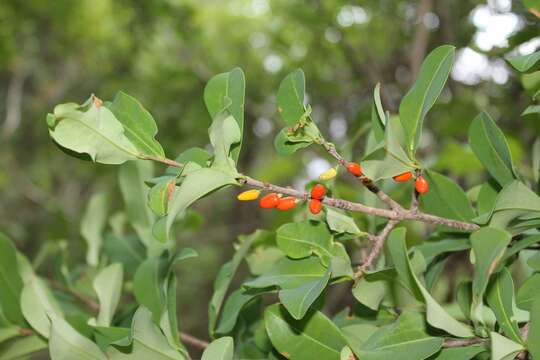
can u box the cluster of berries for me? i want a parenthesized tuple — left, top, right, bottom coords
(235, 184, 328, 215)
(392, 171, 428, 194)
(237, 190, 297, 211)
(236, 162, 428, 214)
(308, 184, 326, 214)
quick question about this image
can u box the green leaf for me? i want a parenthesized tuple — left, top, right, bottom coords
(0, 335, 47, 359)
(420, 171, 475, 231)
(527, 252, 540, 270)
(532, 138, 539, 184)
(202, 337, 234, 360)
(156, 250, 195, 354)
(208, 114, 241, 172)
(108, 91, 165, 158)
(48, 98, 138, 164)
(148, 178, 175, 217)
(159, 273, 185, 354)
(468, 112, 516, 187)
(487, 181, 540, 229)
(522, 104, 540, 116)
(274, 128, 312, 155)
(277, 69, 306, 126)
(0, 326, 20, 343)
(215, 288, 259, 334)
(373, 83, 387, 127)
(325, 208, 363, 235)
(203, 67, 245, 162)
(276, 221, 333, 265)
(0, 233, 24, 325)
(415, 238, 470, 265)
(500, 234, 540, 269)
(93, 326, 130, 351)
(486, 268, 522, 343)
(340, 346, 356, 360)
(164, 168, 236, 242)
(528, 297, 540, 359)
(490, 332, 524, 360)
(244, 257, 329, 319)
(103, 234, 145, 275)
(352, 269, 393, 311)
(431, 344, 485, 360)
(111, 307, 185, 360)
(354, 312, 443, 360)
(330, 242, 353, 279)
(118, 161, 156, 248)
(516, 273, 540, 311)
(21, 274, 63, 338)
(507, 50, 540, 72)
(92, 263, 123, 327)
(469, 227, 511, 325)
(81, 192, 108, 267)
(362, 117, 414, 181)
(245, 230, 284, 276)
(279, 268, 330, 320)
(477, 180, 499, 215)
(49, 315, 107, 360)
(245, 256, 327, 290)
(387, 228, 474, 338)
(208, 230, 258, 337)
(264, 304, 347, 360)
(340, 323, 379, 351)
(133, 254, 167, 323)
(399, 45, 455, 156)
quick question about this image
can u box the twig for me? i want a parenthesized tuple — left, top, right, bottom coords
(411, 189, 420, 213)
(50, 281, 99, 312)
(180, 332, 209, 350)
(3, 63, 28, 138)
(142, 156, 479, 232)
(442, 337, 486, 348)
(516, 324, 530, 360)
(320, 140, 402, 211)
(409, 0, 433, 79)
(353, 220, 399, 278)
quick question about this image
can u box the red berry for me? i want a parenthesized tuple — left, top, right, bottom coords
(309, 199, 323, 214)
(346, 162, 362, 177)
(259, 193, 280, 208)
(415, 176, 428, 194)
(310, 184, 326, 200)
(277, 197, 297, 211)
(393, 171, 413, 182)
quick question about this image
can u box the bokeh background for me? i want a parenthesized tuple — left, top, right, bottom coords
(0, 0, 538, 342)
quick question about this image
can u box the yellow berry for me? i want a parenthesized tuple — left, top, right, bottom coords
(319, 168, 337, 180)
(237, 189, 261, 201)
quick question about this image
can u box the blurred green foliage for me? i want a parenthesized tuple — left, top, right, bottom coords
(0, 0, 538, 340)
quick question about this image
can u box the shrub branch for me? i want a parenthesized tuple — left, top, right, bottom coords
(145, 156, 479, 232)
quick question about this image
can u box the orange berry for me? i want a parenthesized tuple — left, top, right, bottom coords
(346, 162, 362, 177)
(259, 193, 280, 208)
(277, 197, 297, 211)
(310, 184, 326, 200)
(415, 176, 428, 194)
(393, 171, 413, 182)
(309, 199, 323, 214)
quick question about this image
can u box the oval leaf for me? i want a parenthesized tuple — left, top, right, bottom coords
(108, 91, 165, 158)
(264, 304, 347, 360)
(201, 337, 234, 360)
(47, 99, 138, 164)
(204, 68, 245, 162)
(49, 315, 107, 360)
(468, 112, 516, 187)
(399, 45, 455, 156)
(277, 69, 306, 126)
